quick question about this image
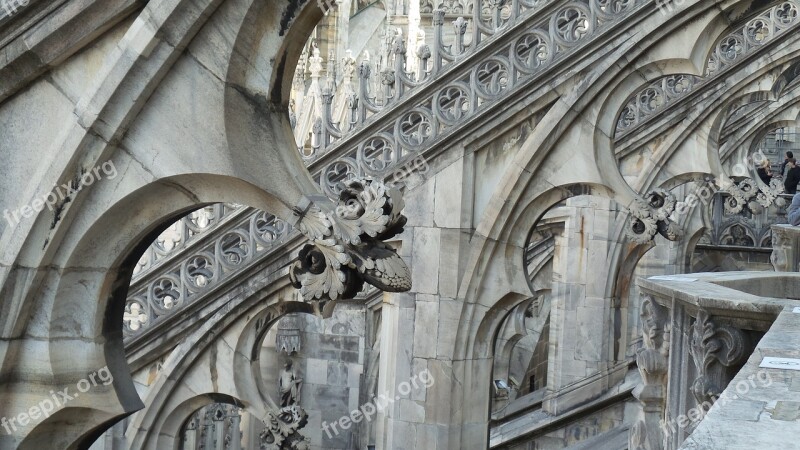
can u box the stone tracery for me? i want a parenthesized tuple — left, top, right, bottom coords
(4, 0, 800, 449)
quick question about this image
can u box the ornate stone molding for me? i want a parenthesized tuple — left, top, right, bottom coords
(626, 189, 683, 244)
(630, 294, 671, 450)
(689, 309, 749, 406)
(290, 177, 412, 302)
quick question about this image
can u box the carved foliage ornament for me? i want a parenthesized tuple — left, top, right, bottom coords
(260, 405, 310, 450)
(626, 189, 683, 244)
(689, 310, 749, 406)
(290, 178, 411, 302)
(723, 177, 785, 215)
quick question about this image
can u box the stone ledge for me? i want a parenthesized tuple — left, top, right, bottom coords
(680, 304, 800, 449)
(638, 272, 800, 450)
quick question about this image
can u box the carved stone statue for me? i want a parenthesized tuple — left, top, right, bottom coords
(279, 361, 303, 407)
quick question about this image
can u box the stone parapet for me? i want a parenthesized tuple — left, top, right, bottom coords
(631, 272, 800, 450)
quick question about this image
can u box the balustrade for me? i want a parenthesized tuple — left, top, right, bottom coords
(124, 1, 800, 338)
(124, 208, 292, 336)
(631, 272, 800, 450)
(616, 1, 800, 137)
(699, 191, 792, 249)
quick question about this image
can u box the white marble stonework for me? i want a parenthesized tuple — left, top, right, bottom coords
(3, 1, 800, 449)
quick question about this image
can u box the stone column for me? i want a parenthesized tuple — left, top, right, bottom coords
(543, 196, 623, 415)
(375, 291, 418, 449)
(375, 154, 472, 449)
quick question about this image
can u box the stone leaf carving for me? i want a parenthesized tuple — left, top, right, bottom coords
(627, 189, 683, 244)
(290, 177, 411, 302)
(689, 309, 749, 406)
(260, 405, 310, 450)
(724, 177, 785, 215)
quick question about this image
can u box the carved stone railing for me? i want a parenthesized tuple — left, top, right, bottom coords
(303, 0, 649, 162)
(631, 272, 800, 450)
(305, 0, 652, 197)
(124, 0, 655, 337)
(616, 1, 800, 138)
(132, 203, 246, 279)
(698, 191, 792, 249)
(124, 208, 293, 335)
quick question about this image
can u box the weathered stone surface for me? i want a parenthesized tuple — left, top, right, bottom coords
(3, 0, 800, 449)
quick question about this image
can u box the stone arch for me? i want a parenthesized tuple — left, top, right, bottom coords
(3, 0, 342, 445)
(714, 79, 800, 167)
(21, 174, 298, 450)
(18, 407, 123, 450)
(155, 393, 246, 450)
(126, 290, 315, 449)
(634, 48, 800, 194)
(719, 222, 758, 246)
(605, 2, 800, 194)
(491, 291, 551, 392)
(771, 59, 800, 97)
(710, 66, 800, 166)
(447, 184, 616, 447)
(682, 225, 711, 272)
(226, 0, 326, 106)
(232, 301, 322, 421)
(597, 1, 762, 184)
(687, 0, 776, 75)
(609, 242, 654, 360)
(439, 3, 785, 443)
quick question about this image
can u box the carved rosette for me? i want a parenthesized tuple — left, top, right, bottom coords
(290, 178, 411, 302)
(724, 177, 785, 215)
(626, 189, 683, 244)
(630, 294, 671, 450)
(259, 406, 310, 450)
(689, 309, 749, 406)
